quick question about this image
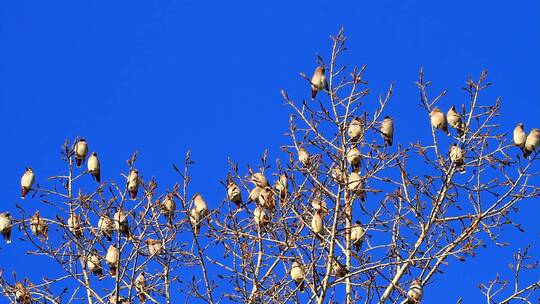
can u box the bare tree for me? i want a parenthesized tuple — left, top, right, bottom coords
(1, 29, 539, 304)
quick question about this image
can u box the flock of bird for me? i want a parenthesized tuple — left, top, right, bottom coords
(0, 66, 538, 303)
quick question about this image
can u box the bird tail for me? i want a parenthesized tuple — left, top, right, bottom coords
(3, 232, 11, 244)
(76, 158, 82, 167)
(311, 89, 317, 100)
(130, 190, 137, 199)
(138, 292, 146, 302)
(21, 187, 28, 199)
(110, 266, 117, 276)
(523, 149, 531, 158)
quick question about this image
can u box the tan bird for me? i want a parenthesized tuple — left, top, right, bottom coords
(348, 117, 363, 142)
(0, 212, 13, 244)
(449, 143, 465, 172)
(331, 166, 347, 185)
(145, 179, 157, 205)
(98, 213, 113, 241)
(30, 210, 49, 239)
(253, 206, 269, 229)
(74, 138, 88, 167)
(258, 188, 275, 212)
(20, 167, 35, 199)
(275, 173, 288, 202)
(298, 148, 310, 167)
(146, 239, 164, 256)
(347, 172, 366, 202)
(251, 172, 269, 188)
(160, 193, 176, 225)
(86, 249, 103, 279)
(407, 279, 423, 303)
(331, 257, 348, 278)
(227, 180, 242, 208)
(447, 106, 464, 137)
(67, 213, 83, 238)
(311, 210, 324, 241)
(351, 221, 365, 252)
(14, 282, 31, 304)
(135, 271, 147, 302)
(194, 193, 210, 219)
(189, 208, 202, 235)
(87, 152, 101, 183)
(513, 123, 526, 151)
(523, 128, 540, 158)
(311, 198, 328, 214)
(310, 66, 328, 99)
(346, 146, 361, 172)
(105, 245, 120, 276)
(380, 116, 394, 146)
(127, 169, 139, 199)
(113, 208, 131, 240)
(247, 186, 263, 204)
(290, 260, 306, 291)
(430, 107, 449, 135)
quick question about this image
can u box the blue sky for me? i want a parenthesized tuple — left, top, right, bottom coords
(1, 1, 539, 303)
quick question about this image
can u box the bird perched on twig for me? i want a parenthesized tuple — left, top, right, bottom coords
(310, 66, 328, 100)
(86, 249, 103, 279)
(20, 167, 35, 199)
(227, 180, 243, 208)
(447, 106, 464, 137)
(380, 116, 394, 146)
(406, 279, 423, 303)
(105, 245, 120, 276)
(347, 172, 366, 202)
(348, 117, 363, 142)
(430, 107, 449, 135)
(98, 213, 113, 241)
(87, 152, 101, 183)
(513, 123, 526, 153)
(290, 259, 306, 292)
(74, 138, 88, 167)
(346, 146, 361, 172)
(0, 212, 13, 244)
(523, 128, 540, 158)
(351, 221, 365, 252)
(127, 169, 139, 199)
(30, 210, 48, 239)
(135, 271, 147, 302)
(311, 210, 324, 242)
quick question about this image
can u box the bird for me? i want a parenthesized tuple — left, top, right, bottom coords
(258, 188, 275, 212)
(160, 193, 176, 225)
(380, 116, 394, 146)
(346, 146, 361, 172)
(105, 245, 120, 276)
(298, 148, 310, 167)
(227, 180, 242, 208)
(331, 258, 348, 278)
(251, 172, 269, 188)
(351, 221, 364, 252)
(67, 213, 83, 238)
(30, 210, 48, 239)
(113, 208, 131, 240)
(86, 249, 103, 279)
(290, 260, 306, 292)
(20, 167, 35, 199)
(135, 271, 147, 302)
(145, 179, 158, 205)
(523, 128, 540, 158)
(331, 166, 347, 185)
(347, 172, 366, 202)
(194, 193, 210, 219)
(189, 208, 202, 235)
(348, 117, 363, 142)
(74, 138, 88, 167)
(14, 282, 31, 304)
(310, 66, 328, 100)
(98, 214, 113, 241)
(311, 198, 328, 214)
(87, 152, 101, 183)
(311, 210, 324, 241)
(447, 106, 464, 137)
(247, 186, 263, 204)
(127, 169, 139, 199)
(407, 279, 423, 303)
(430, 107, 449, 135)
(146, 239, 164, 256)
(513, 123, 526, 152)
(449, 143, 465, 172)
(0, 212, 13, 244)
(275, 173, 288, 202)
(253, 206, 269, 229)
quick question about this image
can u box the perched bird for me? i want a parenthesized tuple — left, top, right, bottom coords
(331, 166, 347, 185)
(87, 152, 101, 183)
(113, 208, 131, 240)
(253, 206, 269, 229)
(447, 106, 464, 137)
(380, 116, 394, 146)
(127, 169, 139, 199)
(449, 143, 465, 172)
(290, 260, 306, 292)
(407, 279, 423, 303)
(86, 249, 103, 279)
(193, 193, 210, 219)
(311, 198, 328, 214)
(74, 138, 88, 167)
(145, 179, 158, 205)
(247, 186, 263, 204)
(67, 213, 83, 238)
(251, 172, 269, 188)
(160, 193, 176, 225)
(189, 208, 202, 235)
(346, 146, 361, 172)
(20, 167, 35, 199)
(146, 239, 164, 256)
(105, 245, 120, 276)
(311, 210, 324, 241)
(347, 172, 366, 202)
(523, 128, 540, 158)
(258, 188, 275, 212)
(513, 123, 526, 151)
(135, 271, 147, 302)
(430, 107, 449, 135)
(351, 221, 365, 252)
(227, 180, 242, 208)
(298, 148, 310, 167)
(275, 173, 288, 202)
(98, 214, 113, 241)
(331, 258, 348, 278)
(310, 66, 328, 100)
(14, 282, 31, 304)
(0, 212, 13, 244)
(30, 210, 48, 239)
(348, 117, 363, 142)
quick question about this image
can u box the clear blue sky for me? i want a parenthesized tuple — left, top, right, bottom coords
(1, 1, 539, 303)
